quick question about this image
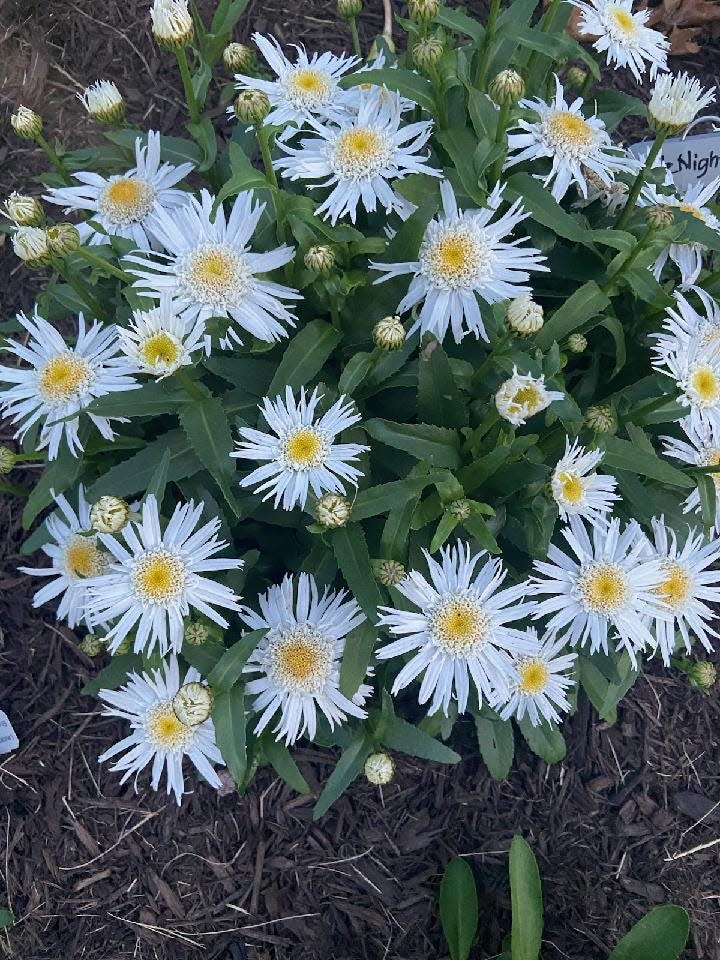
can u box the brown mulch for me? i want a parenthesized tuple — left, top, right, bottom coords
(2, 2, 720, 958)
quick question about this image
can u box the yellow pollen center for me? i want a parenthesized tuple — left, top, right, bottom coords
(147, 704, 192, 749)
(99, 177, 154, 223)
(337, 127, 382, 159)
(190, 250, 235, 287)
(284, 428, 325, 468)
(277, 640, 321, 681)
(512, 384, 541, 407)
(689, 366, 720, 405)
(517, 659, 550, 695)
(133, 550, 185, 603)
(139, 332, 181, 369)
(610, 8, 636, 32)
(289, 68, 329, 98)
(580, 563, 629, 612)
(546, 112, 595, 149)
(679, 202, 706, 222)
(558, 471, 584, 504)
(655, 560, 692, 608)
(64, 536, 105, 579)
(107, 178, 143, 205)
(432, 598, 488, 654)
(38, 354, 91, 402)
(436, 237, 472, 273)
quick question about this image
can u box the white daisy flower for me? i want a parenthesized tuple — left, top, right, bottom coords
(643, 517, 720, 665)
(495, 367, 564, 426)
(232, 386, 368, 511)
(504, 76, 638, 201)
(118, 297, 205, 378)
(273, 87, 440, 225)
(568, 0, 669, 82)
(371, 181, 548, 343)
(662, 417, 720, 531)
(98, 656, 222, 805)
(498, 629, 576, 727)
(86, 494, 243, 657)
(529, 516, 667, 663)
(639, 178, 720, 288)
(651, 288, 720, 363)
(233, 33, 359, 129)
(19, 485, 106, 629)
(648, 72, 716, 133)
(43, 130, 193, 251)
(376, 541, 537, 716)
(126, 189, 300, 350)
(241, 573, 371, 745)
(0, 310, 138, 460)
(653, 338, 720, 435)
(551, 437, 619, 524)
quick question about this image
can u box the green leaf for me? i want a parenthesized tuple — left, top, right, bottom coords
(578, 652, 638, 725)
(342, 68, 436, 112)
(381, 714, 461, 764)
(436, 127, 485, 205)
(517, 716, 566, 764)
(268, 320, 342, 396)
(352, 473, 442, 521)
(462, 509, 501, 555)
(262, 735, 310, 794)
(598, 434, 695, 489)
(145, 447, 171, 506)
(436, 7, 483, 40)
(207, 630, 265, 692)
(81, 653, 140, 696)
(535, 282, 611, 350)
(213, 142, 269, 212)
(313, 734, 372, 819)
(204, 355, 275, 394)
(418, 343, 468, 428)
(474, 712, 514, 780)
(87, 430, 202, 500)
(87, 380, 190, 417)
(331, 525, 383, 621)
(186, 116, 218, 171)
(506, 172, 594, 247)
(212, 684, 248, 788)
(608, 905, 689, 960)
(0, 908, 14, 930)
(339, 621, 376, 699)
(430, 511, 460, 553)
(22, 443, 82, 529)
(440, 859, 479, 960)
(696, 470, 717, 535)
(182, 640, 226, 677)
(210, 0, 250, 34)
(338, 353, 375, 396)
(509, 836, 544, 960)
(364, 419, 461, 468)
(179, 396, 241, 514)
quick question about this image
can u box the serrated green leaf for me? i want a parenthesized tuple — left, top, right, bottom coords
(0, 908, 14, 930)
(262, 734, 310, 794)
(474, 711, 514, 780)
(268, 320, 342, 396)
(87, 380, 190, 417)
(598, 434, 694, 489)
(535, 282, 611, 350)
(608, 905, 689, 960)
(87, 430, 202, 500)
(381, 714, 461, 763)
(509, 836, 543, 960)
(179, 396, 241, 515)
(418, 342, 468, 428)
(22, 443, 82, 529)
(331, 525, 383, 621)
(339, 621, 376, 699)
(145, 448, 171, 506)
(81, 653, 140, 696)
(207, 630, 265, 692)
(212, 684, 247, 787)
(342, 68, 436, 112)
(516, 716, 566, 764)
(182, 640, 227, 677)
(440, 859, 479, 960)
(352, 473, 443, 521)
(364, 419, 461, 468)
(313, 733, 372, 819)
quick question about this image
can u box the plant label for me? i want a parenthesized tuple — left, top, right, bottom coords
(630, 132, 720, 191)
(0, 711, 19, 754)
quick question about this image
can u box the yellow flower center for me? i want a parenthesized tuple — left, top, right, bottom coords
(512, 384, 542, 408)
(579, 562, 630, 613)
(422, 227, 490, 289)
(38, 353, 92, 403)
(179, 243, 250, 308)
(286, 68, 332, 106)
(546, 111, 596, 151)
(139, 331, 182, 370)
(702, 448, 720, 489)
(678, 202, 707, 222)
(283, 427, 327, 470)
(266, 626, 334, 694)
(191, 249, 236, 286)
(99, 176, 155, 223)
(654, 560, 692, 609)
(133, 549, 186, 603)
(277, 640, 322, 682)
(688, 365, 720, 406)
(610, 7, 636, 33)
(146, 703, 193, 750)
(557, 471, 585, 504)
(517, 658, 550, 695)
(332, 126, 391, 179)
(431, 597, 489, 655)
(64, 535, 106, 579)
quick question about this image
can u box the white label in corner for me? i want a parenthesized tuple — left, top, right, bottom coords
(0, 711, 19, 754)
(629, 132, 720, 192)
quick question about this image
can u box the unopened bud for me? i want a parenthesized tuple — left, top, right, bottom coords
(90, 496, 131, 534)
(0, 447, 17, 475)
(233, 89, 271, 125)
(448, 499, 472, 521)
(45, 223, 81, 257)
(585, 404, 617, 434)
(304, 244, 335, 274)
(13, 226, 51, 266)
(11, 105, 42, 140)
(688, 660, 716, 693)
(412, 37, 444, 72)
(646, 204, 674, 229)
(489, 69, 525, 106)
(364, 751, 395, 785)
(184, 621, 210, 646)
(79, 80, 125, 124)
(223, 42, 254, 73)
(338, 0, 363, 18)
(565, 66, 587, 90)
(151, 0, 194, 50)
(506, 295, 544, 336)
(80, 634, 106, 657)
(567, 333, 587, 353)
(4, 193, 43, 227)
(315, 493, 351, 528)
(374, 559, 406, 587)
(373, 315, 405, 350)
(408, 0, 440, 22)
(173, 681, 214, 725)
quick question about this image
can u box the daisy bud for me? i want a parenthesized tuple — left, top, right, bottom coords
(364, 751, 395, 785)
(567, 333, 587, 353)
(79, 634, 106, 657)
(565, 66, 587, 90)
(173, 681, 214, 726)
(184, 621, 210, 646)
(0, 446, 17, 475)
(585, 404, 617, 434)
(489, 69, 525, 106)
(4, 192, 43, 227)
(408, 0, 440, 23)
(373, 315, 405, 350)
(315, 492, 351, 528)
(12, 226, 51, 266)
(506, 295, 544, 337)
(79, 80, 125, 124)
(304, 244, 335, 274)
(688, 660, 717, 693)
(374, 559, 406, 586)
(150, 0, 194, 51)
(645, 204, 674, 230)
(233, 89, 271, 125)
(11, 105, 43, 140)
(648, 72, 716, 136)
(45, 223, 81, 257)
(337, 0, 363, 18)
(412, 37, 444, 72)
(223, 42, 254, 73)
(91, 496, 131, 534)
(448, 499, 472, 521)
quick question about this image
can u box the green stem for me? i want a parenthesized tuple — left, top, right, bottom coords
(76, 247, 130, 282)
(35, 133, 72, 184)
(13, 452, 44, 462)
(523, 0, 563, 89)
(474, 0, 502, 89)
(349, 17, 362, 60)
(490, 101, 511, 185)
(615, 131, 667, 230)
(175, 46, 201, 124)
(55, 261, 109, 321)
(256, 125, 278, 187)
(472, 331, 511, 385)
(602, 226, 653, 292)
(620, 392, 671, 425)
(176, 367, 205, 400)
(429, 67, 448, 128)
(0, 481, 29, 497)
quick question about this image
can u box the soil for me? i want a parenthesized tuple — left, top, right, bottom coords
(2, 2, 720, 959)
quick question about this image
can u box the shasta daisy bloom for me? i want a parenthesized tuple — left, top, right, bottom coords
(376, 541, 538, 716)
(551, 437, 619, 524)
(663, 417, 720, 530)
(44, 130, 193, 251)
(648, 71, 716, 134)
(643, 517, 720, 665)
(232, 386, 368, 511)
(568, 0, 669, 82)
(118, 297, 205, 378)
(98, 656, 222, 805)
(529, 516, 668, 663)
(495, 367, 564, 426)
(653, 339, 720, 434)
(126, 189, 300, 349)
(241, 573, 371, 744)
(504, 76, 638, 201)
(274, 88, 440, 224)
(86, 495, 243, 656)
(0, 310, 138, 460)
(498, 629, 576, 727)
(232, 33, 359, 128)
(371, 181, 548, 343)
(651, 288, 720, 363)
(18, 485, 107, 630)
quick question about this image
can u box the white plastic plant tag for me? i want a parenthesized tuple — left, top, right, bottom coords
(630, 132, 720, 192)
(0, 711, 19, 754)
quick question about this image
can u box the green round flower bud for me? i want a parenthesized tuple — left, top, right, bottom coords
(173, 681, 214, 725)
(565, 66, 587, 90)
(13, 226, 51, 266)
(645, 204, 674, 230)
(151, 0, 194, 50)
(79, 80, 125, 124)
(4, 192, 43, 227)
(233, 89, 272, 125)
(412, 37, 444, 72)
(448, 499, 472, 521)
(688, 660, 716, 693)
(338, 0, 363, 18)
(79, 634, 106, 657)
(11, 105, 42, 140)
(364, 751, 395, 785)
(506, 295, 544, 336)
(304, 244, 335, 274)
(46, 223, 81, 257)
(375, 559, 406, 587)
(184, 621, 210, 646)
(585, 404, 617, 434)
(114, 634, 133, 655)
(223, 42, 254, 73)
(90, 496, 131, 534)
(0, 447, 17, 475)
(567, 333, 587, 353)
(373, 315, 405, 350)
(315, 493, 351, 528)
(489, 69, 525, 106)
(408, 0, 440, 23)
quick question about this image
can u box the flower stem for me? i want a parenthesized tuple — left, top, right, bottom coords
(523, 0, 563, 89)
(490, 101, 511, 185)
(349, 17, 362, 60)
(474, 0, 502, 90)
(175, 46, 201, 124)
(76, 247, 131, 282)
(602, 226, 653, 292)
(256, 124, 278, 187)
(429, 67, 448, 128)
(615, 131, 667, 230)
(35, 133, 72, 184)
(55, 261, 109, 321)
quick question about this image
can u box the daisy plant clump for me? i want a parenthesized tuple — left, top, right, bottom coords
(5, 0, 720, 814)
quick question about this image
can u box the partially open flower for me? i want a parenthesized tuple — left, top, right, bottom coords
(90, 496, 131, 534)
(79, 81, 125, 124)
(4, 193, 43, 227)
(648, 72, 716, 136)
(373, 315, 405, 350)
(506, 295, 544, 336)
(448, 499, 472, 521)
(364, 751, 395, 785)
(233, 89, 272, 125)
(173, 681, 214, 725)
(490, 70, 525, 106)
(223, 42, 254, 73)
(45, 223, 81, 257)
(495, 368, 563, 426)
(79, 634, 106, 657)
(315, 492, 352, 528)
(11, 105, 42, 140)
(305, 244, 335, 274)
(13, 226, 51, 266)
(150, 0, 194, 50)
